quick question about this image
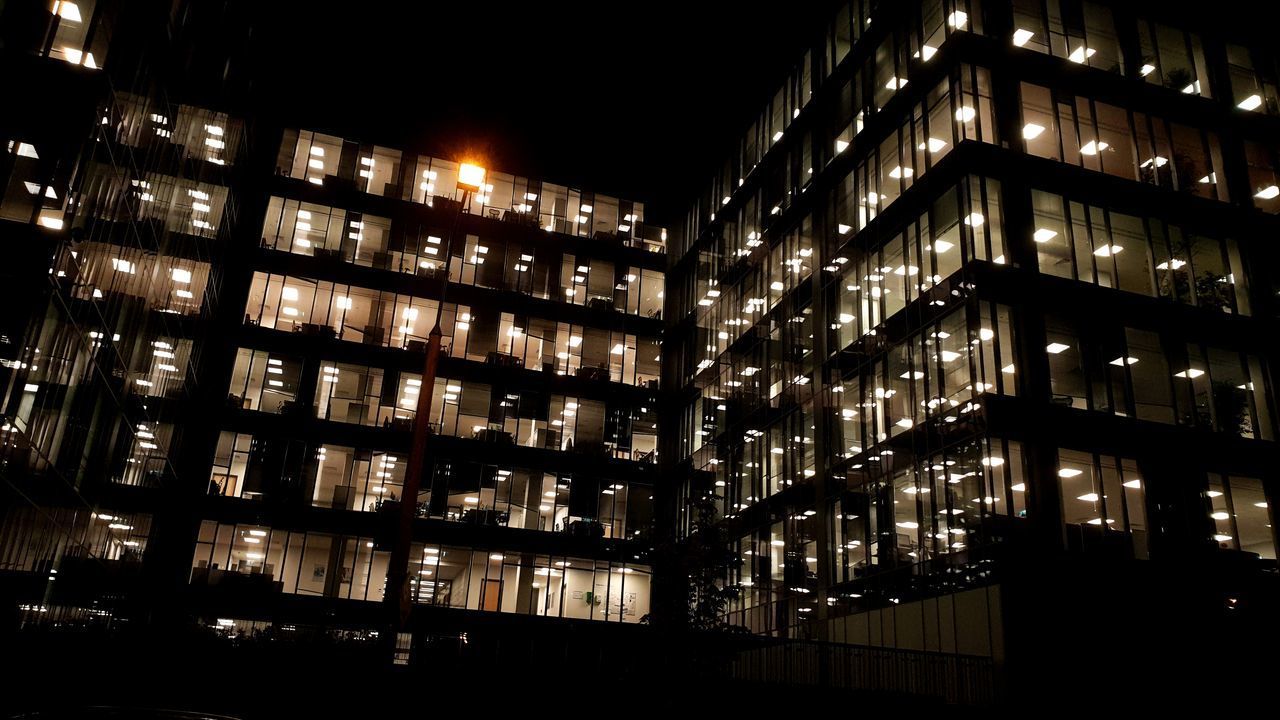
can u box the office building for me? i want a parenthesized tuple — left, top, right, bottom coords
(196, 129, 664, 625)
(1, 0, 664, 633)
(0, 0, 252, 625)
(2, 0, 1278, 704)
(665, 0, 1279, 695)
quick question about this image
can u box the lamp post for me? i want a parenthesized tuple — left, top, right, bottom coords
(384, 161, 486, 641)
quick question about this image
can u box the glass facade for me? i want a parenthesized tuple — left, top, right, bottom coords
(1, 2, 1277, 698)
(276, 131, 666, 252)
(1, 0, 250, 623)
(190, 522, 651, 620)
(0, 1, 661, 631)
(667, 0, 1280, 642)
(193, 124, 665, 625)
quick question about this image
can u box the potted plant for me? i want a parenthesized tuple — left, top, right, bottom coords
(1212, 379, 1252, 436)
(1165, 67, 1194, 93)
(1194, 271, 1234, 312)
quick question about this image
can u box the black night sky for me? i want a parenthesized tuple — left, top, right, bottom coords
(250, 2, 828, 224)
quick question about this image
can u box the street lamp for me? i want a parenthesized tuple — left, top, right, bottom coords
(384, 160, 485, 637)
(456, 162, 486, 194)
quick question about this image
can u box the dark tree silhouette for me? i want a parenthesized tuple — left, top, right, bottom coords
(682, 495, 746, 632)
